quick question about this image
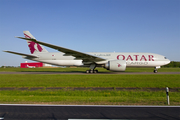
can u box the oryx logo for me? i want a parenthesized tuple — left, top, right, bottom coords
(117, 63, 121, 67)
(28, 41, 43, 54)
(24, 33, 43, 54)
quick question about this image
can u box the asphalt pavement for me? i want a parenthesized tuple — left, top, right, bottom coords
(0, 71, 180, 74)
(0, 104, 179, 120)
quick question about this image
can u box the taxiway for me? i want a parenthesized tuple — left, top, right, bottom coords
(0, 71, 180, 74)
(0, 104, 179, 120)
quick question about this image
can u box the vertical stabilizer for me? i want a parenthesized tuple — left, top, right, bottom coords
(23, 31, 48, 54)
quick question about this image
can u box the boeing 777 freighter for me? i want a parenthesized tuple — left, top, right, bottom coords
(4, 31, 170, 73)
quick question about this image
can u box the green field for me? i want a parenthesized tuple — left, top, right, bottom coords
(1, 90, 179, 105)
(1, 67, 180, 72)
(0, 74, 180, 88)
(0, 67, 180, 105)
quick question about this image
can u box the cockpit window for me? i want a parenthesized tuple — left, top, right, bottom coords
(164, 57, 167, 59)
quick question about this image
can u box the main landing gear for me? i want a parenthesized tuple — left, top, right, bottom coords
(86, 63, 98, 73)
(86, 70, 98, 73)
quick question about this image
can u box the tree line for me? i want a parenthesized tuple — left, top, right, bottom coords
(1, 66, 20, 68)
(163, 61, 180, 68)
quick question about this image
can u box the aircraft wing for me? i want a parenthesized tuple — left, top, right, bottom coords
(17, 37, 106, 62)
(4, 50, 38, 58)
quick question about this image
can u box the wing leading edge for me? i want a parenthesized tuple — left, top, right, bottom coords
(17, 37, 106, 63)
(4, 50, 38, 58)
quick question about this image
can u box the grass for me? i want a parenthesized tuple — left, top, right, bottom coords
(0, 90, 179, 105)
(0, 67, 180, 72)
(0, 74, 180, 88)
(0, 67, 179, 105)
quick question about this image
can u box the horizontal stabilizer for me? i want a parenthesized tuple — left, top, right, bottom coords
(16, 37, 37, 41)
(4, 50, 38, 58)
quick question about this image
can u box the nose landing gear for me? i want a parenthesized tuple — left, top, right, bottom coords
(154, 69, 158, 73)
(154, 66, 160, 73)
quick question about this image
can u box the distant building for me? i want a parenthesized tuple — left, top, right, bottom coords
(20, 62, 43, 68)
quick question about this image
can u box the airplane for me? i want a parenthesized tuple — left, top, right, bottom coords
(4, 31, 170, 73)
(26, 64, 36, 68)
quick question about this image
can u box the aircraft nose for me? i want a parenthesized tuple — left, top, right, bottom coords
(165, 59, 170, 65)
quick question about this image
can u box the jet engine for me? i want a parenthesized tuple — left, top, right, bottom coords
(104, 60, 126, 71)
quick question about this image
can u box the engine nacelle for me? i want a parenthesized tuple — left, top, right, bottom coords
(104, 60, 126, 71)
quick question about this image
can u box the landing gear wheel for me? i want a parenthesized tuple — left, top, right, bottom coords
(86, 70, 90, 73)
(86, 70, 98, 73)
(154, 70, 158, 73)
(93, 70, 98, 73)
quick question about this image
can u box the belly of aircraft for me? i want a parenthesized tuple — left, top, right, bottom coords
(35, 60, 83, 66)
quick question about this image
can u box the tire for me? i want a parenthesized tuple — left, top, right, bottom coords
(154, 70, 158, 73)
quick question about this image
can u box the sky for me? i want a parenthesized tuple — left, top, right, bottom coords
(0, 0, 180, 66)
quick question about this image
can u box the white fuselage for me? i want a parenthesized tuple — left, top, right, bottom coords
(24, 52, 170, 68)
